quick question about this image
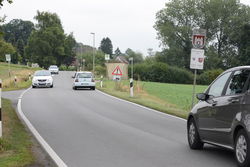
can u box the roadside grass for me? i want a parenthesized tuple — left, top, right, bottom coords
(97, 79, 207, 119)
(0, 62, 40, 91)
(0, 98, 34, 167)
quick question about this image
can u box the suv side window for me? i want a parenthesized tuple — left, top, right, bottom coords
(208, 72, 232, 97)
(225, 69, 250, 95)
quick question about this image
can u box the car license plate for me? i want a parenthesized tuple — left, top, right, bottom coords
(81, 83, 88, 86)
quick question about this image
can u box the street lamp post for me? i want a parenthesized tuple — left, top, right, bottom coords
(90, 32, 95, 75)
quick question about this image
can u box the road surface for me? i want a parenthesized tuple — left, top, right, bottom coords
(20, 71, 236, 167)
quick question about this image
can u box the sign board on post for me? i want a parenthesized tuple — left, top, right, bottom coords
(190, 49, 205, 70)
(191, 28, 206, 108)
(112, 65, 122, 81)
(5, 54, 11, 62)
(192, 29, 206, 49)
(112, 66, 123, 76)
(105, 54, 110, 61)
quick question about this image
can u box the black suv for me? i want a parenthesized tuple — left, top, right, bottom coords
(187, 66, 250, 167)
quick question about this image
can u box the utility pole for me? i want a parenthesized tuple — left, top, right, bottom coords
(90, 32, 95, 75)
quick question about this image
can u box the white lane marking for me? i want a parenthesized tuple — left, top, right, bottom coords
(96, 89, 187, 122)
(18, 87, 68, 167)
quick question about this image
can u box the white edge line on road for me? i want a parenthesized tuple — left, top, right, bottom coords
(18, 87, 67, 167)
(96, 89, 187, 122)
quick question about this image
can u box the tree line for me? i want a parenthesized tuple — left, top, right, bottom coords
(1, 0, 250, 85)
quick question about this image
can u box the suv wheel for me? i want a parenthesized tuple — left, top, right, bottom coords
(187, 118, 203, 149)
(235, 129, 250, 167)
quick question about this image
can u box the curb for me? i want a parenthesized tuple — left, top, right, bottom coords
(96, 89, 187, 122)
(17, 87, 67, 167)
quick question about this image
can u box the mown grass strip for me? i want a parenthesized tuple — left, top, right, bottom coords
(97, 79, 207, 119)
(0, 98, 34, 167)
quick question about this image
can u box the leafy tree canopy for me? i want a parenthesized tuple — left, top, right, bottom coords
(25, 11, 76, 68)
(125, 48, 143, 64)
(0, 0, 12, 6)
(155, 0, 250, 69)
(99, 37, 113, 57)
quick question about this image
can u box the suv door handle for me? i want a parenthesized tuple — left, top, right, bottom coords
(229, 99, 240, 103)
(212, 101, 217, 106)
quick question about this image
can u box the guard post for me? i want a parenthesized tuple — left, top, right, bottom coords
(100, 75, 103, 88)
(0, 79, 2, 138)
(130, 78, 133, 97)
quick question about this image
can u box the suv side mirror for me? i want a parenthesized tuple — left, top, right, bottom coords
(196, 93, 209, 101)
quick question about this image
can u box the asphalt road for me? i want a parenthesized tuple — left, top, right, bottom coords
(20, 71, 236, 167)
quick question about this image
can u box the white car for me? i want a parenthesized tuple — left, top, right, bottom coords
(32, 70, 53, 88)
(48, 65, 59, 74)
(72, 71, 95, 90)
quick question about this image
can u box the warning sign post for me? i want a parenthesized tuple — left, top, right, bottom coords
(112, 65, 123, 81)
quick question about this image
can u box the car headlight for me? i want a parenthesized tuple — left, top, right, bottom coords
(48, 78, 53, 82)
(32, 78, 37, 82)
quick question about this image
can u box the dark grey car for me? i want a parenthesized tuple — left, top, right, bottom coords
(187, 66, 250, 167)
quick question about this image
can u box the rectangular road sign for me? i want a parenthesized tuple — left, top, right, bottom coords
(190, 49, 205, 70)
(5, 54, 11, 62)
(192, 29, 206, 49)
(105, 54, 110, 61)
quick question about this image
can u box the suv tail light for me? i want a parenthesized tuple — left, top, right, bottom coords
(75, 78, 79, 82)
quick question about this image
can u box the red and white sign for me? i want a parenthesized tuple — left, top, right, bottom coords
(112, 66, 123, 76)
(192, 29, 206, 49)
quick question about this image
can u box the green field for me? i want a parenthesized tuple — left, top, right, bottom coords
(97, 80, 208, 119)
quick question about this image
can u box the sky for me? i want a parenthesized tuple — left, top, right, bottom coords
(0, 0, 250, 56)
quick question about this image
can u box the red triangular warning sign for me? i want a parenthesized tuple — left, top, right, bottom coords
(112, 66, 123, 76)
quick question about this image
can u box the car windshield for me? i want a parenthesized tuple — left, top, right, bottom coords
(34, 71, 51, 76)
(77, 73, 92, 78)
(49, 66, 58, 69)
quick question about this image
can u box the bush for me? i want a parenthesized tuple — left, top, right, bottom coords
(59, 64, 67, 71)
(59, 65, 77, 71)
(132, 62, 193, 84)
(95, 65, 106, 76)
(67, 66, 77, 71)
(197, 69, 224, 85)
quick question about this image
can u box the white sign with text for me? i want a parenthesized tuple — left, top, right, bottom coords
(190, 49, 205, 70)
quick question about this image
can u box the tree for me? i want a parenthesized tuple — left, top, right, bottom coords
(76, 50, 105, 71)
(63, 33, 76, 66)
(154, 0, 250, 69)
(99, 37, 113, 58)
(2, 19, 34, 63)
(238, 24, 250, 65)
(114, 47, 122, 58)
(25, 11, 76, 68)
(0, 0, 12, 6)
(0, 40, 15, 61)
(125, 48, 143, 64)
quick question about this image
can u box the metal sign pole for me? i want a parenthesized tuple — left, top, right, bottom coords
(8, 61, 10, 77)
(191, 69, 197, 107)
(190, 28, 206, 108)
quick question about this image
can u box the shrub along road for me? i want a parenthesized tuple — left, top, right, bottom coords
(21, 71, 235, 167)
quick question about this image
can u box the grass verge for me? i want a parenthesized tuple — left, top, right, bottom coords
(0, 62, 40, 91)
(0, 98, 34, 167)
(97, 79, 207, 119)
